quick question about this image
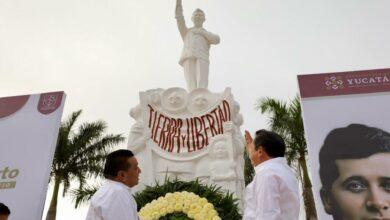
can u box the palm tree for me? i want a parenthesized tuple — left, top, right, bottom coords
(256, 95, 317, 220)
(45, 110, 125, 220)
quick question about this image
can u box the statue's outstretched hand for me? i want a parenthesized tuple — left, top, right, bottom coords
(175, 0, 183, 16)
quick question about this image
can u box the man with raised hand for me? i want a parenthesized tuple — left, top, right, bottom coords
(244, 130, 300, 220)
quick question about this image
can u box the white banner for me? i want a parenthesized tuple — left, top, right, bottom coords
(0, 92, 65, 220)
(298, 69, 390, 220)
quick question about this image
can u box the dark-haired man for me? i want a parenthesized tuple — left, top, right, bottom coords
(0, 203, 10, 220)
(86, 149, 141, 220)
(319, 124, 390, 220)
(243, 129, 300, 220)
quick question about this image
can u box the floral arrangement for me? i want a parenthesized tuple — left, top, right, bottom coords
(134, 178, 241, 220)
(139, 191, 221, 220)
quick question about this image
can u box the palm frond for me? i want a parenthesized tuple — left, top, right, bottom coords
(70, 121, 107, 150)
(71, 183, 100, 208)
(49, 110, 124, 209)
(256, 97, 290, 136)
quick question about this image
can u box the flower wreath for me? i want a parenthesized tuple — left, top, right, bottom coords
(139, 191, 220, 220)
(134, 179, 241, 220)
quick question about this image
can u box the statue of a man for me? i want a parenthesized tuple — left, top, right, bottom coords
(175, 0, 220, 91)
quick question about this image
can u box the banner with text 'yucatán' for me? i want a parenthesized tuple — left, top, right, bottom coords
(0, 92, 65, 220)
(298, 69, 390, 220)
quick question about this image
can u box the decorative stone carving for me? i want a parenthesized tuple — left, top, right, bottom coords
(209, 135, 237, 192)
(128, 87, 245, 209)
(146, 88, 163, 106)
(161, 87, 188, 113)
(127, 105, 148, 153)
(187, 88, 216, 114)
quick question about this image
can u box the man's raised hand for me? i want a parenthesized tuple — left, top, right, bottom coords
(244, 130, 253, 146)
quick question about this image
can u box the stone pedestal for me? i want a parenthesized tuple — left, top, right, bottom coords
(128, 87, 245, 208)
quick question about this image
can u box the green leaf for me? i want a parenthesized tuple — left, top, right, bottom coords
(47, 110, 125, 216)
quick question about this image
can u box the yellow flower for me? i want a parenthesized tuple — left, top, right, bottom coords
(204, 202, 214, 210)
(138, 191, 220, 220)
(160, 207, 167, 216)
(208, 209, 218, 216)
(151, 211, 159, 219)
(199, 197, 208, 205)
(174, 203, 183, 212)
(167, 206, 174, 213)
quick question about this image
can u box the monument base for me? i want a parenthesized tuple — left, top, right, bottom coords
(127, 87, 245, 209)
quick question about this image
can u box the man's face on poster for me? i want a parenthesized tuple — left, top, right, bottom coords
(321, 152, 390, 220)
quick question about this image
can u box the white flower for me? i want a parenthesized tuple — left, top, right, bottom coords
(138, 191, 220, 219)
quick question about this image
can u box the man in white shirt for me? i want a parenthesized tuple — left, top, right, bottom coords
(86, 149, 141, 220)
(243, 129, 300, 220)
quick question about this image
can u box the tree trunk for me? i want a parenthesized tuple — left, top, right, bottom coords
(46, 177, 61, 220)
(299, 154, 317, 220)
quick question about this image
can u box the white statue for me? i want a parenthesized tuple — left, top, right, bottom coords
(128, 88, 245, 210)
(175, 0, 220, 91)
(127, 105, 148, 153)
(209, 137, 237, 194)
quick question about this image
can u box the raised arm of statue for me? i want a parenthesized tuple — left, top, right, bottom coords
(175, 0, 187, 40)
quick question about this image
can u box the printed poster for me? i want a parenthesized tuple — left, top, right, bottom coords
(298, 69, 390, 220)
(0, 92, 65, 220)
